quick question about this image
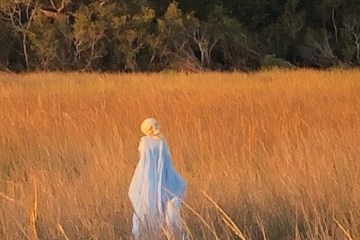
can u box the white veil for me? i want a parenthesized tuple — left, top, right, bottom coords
(128, 136, 187, 239)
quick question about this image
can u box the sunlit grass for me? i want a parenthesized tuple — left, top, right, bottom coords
(0, 69, 359, 239)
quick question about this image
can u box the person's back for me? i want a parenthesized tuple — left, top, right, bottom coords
(128, 118, 187, 239)
(139, 136, 163, 169)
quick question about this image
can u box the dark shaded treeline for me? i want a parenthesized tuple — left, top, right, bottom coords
(0, 0, 359, 72)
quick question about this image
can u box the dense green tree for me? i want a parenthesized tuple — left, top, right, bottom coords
(111, 4, 156, 71)
(72, 2, 111, 70)
(341, 14, 360, 65)
(204, 5, 254, 70)
(0, 20, 12, 70)
(29, 13, 73, 70)
(224, 0, 286, 31)
(0, 0, 39, 70)
(264, 0, 305, 63)
(299, 28, 338, 67)
(339, 0, 360, 65)
(1, 0, 360, 71)
(153, 2, 199, 71)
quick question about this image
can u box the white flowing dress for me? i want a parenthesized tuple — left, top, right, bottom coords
(128, 136, 187, 239)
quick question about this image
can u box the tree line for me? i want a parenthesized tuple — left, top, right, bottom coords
(0, 0, 359, 72)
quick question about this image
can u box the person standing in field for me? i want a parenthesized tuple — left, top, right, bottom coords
(128, 118, 187, 239)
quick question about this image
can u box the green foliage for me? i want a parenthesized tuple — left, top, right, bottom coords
(111, 4, 156, 71)
(72, 2, 111, 70)
(264, 0, 305, 62)
(340, 14, 360, 65)
(0, 20, 12, 70)
(1, 0, 360, 71)
(154, 2, 199, 70)
(29, 14, 72, 70)
(200, 5, 252, 69)
(206, 5, 241, 40)
(261, 54, 295, 69)
(299, 28, 338, 68)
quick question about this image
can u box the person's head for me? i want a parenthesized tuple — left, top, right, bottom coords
(140, 118, 162, 138)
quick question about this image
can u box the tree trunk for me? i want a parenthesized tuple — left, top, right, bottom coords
(355, 36, 360, 65)
(22, 32, 29, 70)
(332, 8, 338, 46)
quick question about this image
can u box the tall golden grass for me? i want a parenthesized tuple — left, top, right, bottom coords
(0, 69, 359, 240)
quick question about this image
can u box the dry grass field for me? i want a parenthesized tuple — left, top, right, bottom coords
(0, 69, 359, 240)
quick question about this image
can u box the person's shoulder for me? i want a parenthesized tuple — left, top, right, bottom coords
(139, 136, 154, 145)
(140, 136, 152, 142)
(138, 136, 148, 151)
(140, 136, 168, 145)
